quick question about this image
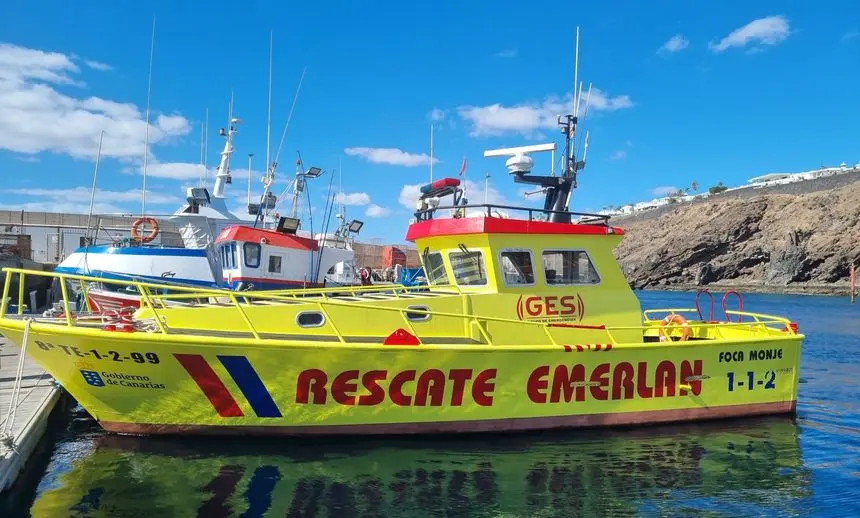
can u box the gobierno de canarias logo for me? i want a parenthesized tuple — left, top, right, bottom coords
(516, 294, 585, 322)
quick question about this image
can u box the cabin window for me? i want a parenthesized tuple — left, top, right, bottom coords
(423, 252, 449, 285)
(499, 250, 535, 286)
(541, 250, 601, 285)
(244, 243, 261, 268)
(230, 242, 237, 269)
(296, 311, 325, 328)
(268, 255, 283, 274)
(405, 305, 431, 321)
(222, 244, 234, 269)
(449, 250, 488, 286)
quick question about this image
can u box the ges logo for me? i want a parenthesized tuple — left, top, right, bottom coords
(515, 294, 585, 322)
(80, 370, 105, 387)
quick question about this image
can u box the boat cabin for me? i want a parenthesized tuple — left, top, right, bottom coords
(215, 223, 353, 290)
(406, 177, 642, 344)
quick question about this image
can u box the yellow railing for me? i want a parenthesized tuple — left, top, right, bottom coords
(1, 268, 799, 346)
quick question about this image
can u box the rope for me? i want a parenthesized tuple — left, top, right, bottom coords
(1, 318, 32, 450)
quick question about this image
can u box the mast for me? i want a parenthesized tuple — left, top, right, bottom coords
(290, 159, 302, 219)
(141, 17, 156, 215)
(483, 27, 585, 223)
(212, 96, 239, 201)
(86, 131, 105, 246)
(265, 32, 273, 183)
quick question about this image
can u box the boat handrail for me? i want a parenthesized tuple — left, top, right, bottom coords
(414, 203, 611, 225)
(642, 307, 791, 327)
(0, 268, 798, 347)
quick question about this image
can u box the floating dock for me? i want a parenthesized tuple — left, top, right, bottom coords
(0, 335, 61, 493)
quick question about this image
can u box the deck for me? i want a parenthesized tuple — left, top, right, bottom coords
(0, 335, 61, 492)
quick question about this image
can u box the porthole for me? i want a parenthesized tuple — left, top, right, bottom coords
(296, 311, 325, 328)
(405, 305, 431, 321)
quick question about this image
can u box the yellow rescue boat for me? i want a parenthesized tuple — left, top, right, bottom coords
(0, 124, 803, 437)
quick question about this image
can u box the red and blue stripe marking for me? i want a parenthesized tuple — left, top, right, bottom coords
(174, 354, 282, 418)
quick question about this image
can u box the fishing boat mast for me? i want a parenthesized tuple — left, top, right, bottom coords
(209, 100, 239, 212)
(506, 27, 589, 223)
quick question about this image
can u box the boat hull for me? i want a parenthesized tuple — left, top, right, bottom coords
(100, 401, 795, 436)
(86, 289, 142, 312)
(0, 321, 802, 436)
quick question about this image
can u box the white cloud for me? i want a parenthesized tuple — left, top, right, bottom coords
(1, 186, 179, 214)
(144, 161, 208, 180)
(843, 30, 860, 41)
(0, 200, 127, 214)
(365, 204, 392, 218)
(399, 184, 423, 210)
(709, 16, 790, 53)
(5, 186, 179, 205)
(650, 186, 679, 197)
(585, 89, 635, 112)
(658, 34, 689, 54)
(457, 90, 633, 137)
(429, 108, 446, 121)
(344, 147, 438, 167)
(495, 49, 518, 58)
(0, 43, 80, 85)
(335, 192, 371, 206)
(84, 59, 112, 71)
(609, 150, 626, 161)
(0, 42, 191, 161)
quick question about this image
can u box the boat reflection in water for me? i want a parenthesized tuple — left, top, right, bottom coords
(32, 416, 811, 517)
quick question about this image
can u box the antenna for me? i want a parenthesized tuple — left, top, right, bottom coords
(86, 131, 105, 246)
(429, 122, 434, 182)
(578, 83, 593, 159)
(247, 153, 254, 207)
(272, 66, 307, 174)
(199, 111, 206, 186)
(573, 26, 580, 114)
(338, 157, 345, 220)
(141, 16, 156, 216)
(228, 90, 234, 127)
(203, 108, 209, 183)
(483, 143, 556, 158)
(265, 32, 273, 178)
(572, 81, 582, 158)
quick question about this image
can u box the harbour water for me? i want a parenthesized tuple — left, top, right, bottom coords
(1, 291, 858, 517)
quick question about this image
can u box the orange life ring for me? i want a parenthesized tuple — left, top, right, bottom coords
(131, 217, 159, 243)
(659, 313, 691, 342)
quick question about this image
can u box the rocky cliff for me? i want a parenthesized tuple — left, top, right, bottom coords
(613, 179, 860, 295)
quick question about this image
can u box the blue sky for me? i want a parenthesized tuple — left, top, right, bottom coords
(1, 1, 858, 243)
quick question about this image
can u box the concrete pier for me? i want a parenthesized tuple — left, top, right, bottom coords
(0, 335, 61, 492)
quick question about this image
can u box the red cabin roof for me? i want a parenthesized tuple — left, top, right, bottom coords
(216, 225, 319, 251)
(405, 216, 624, 242)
